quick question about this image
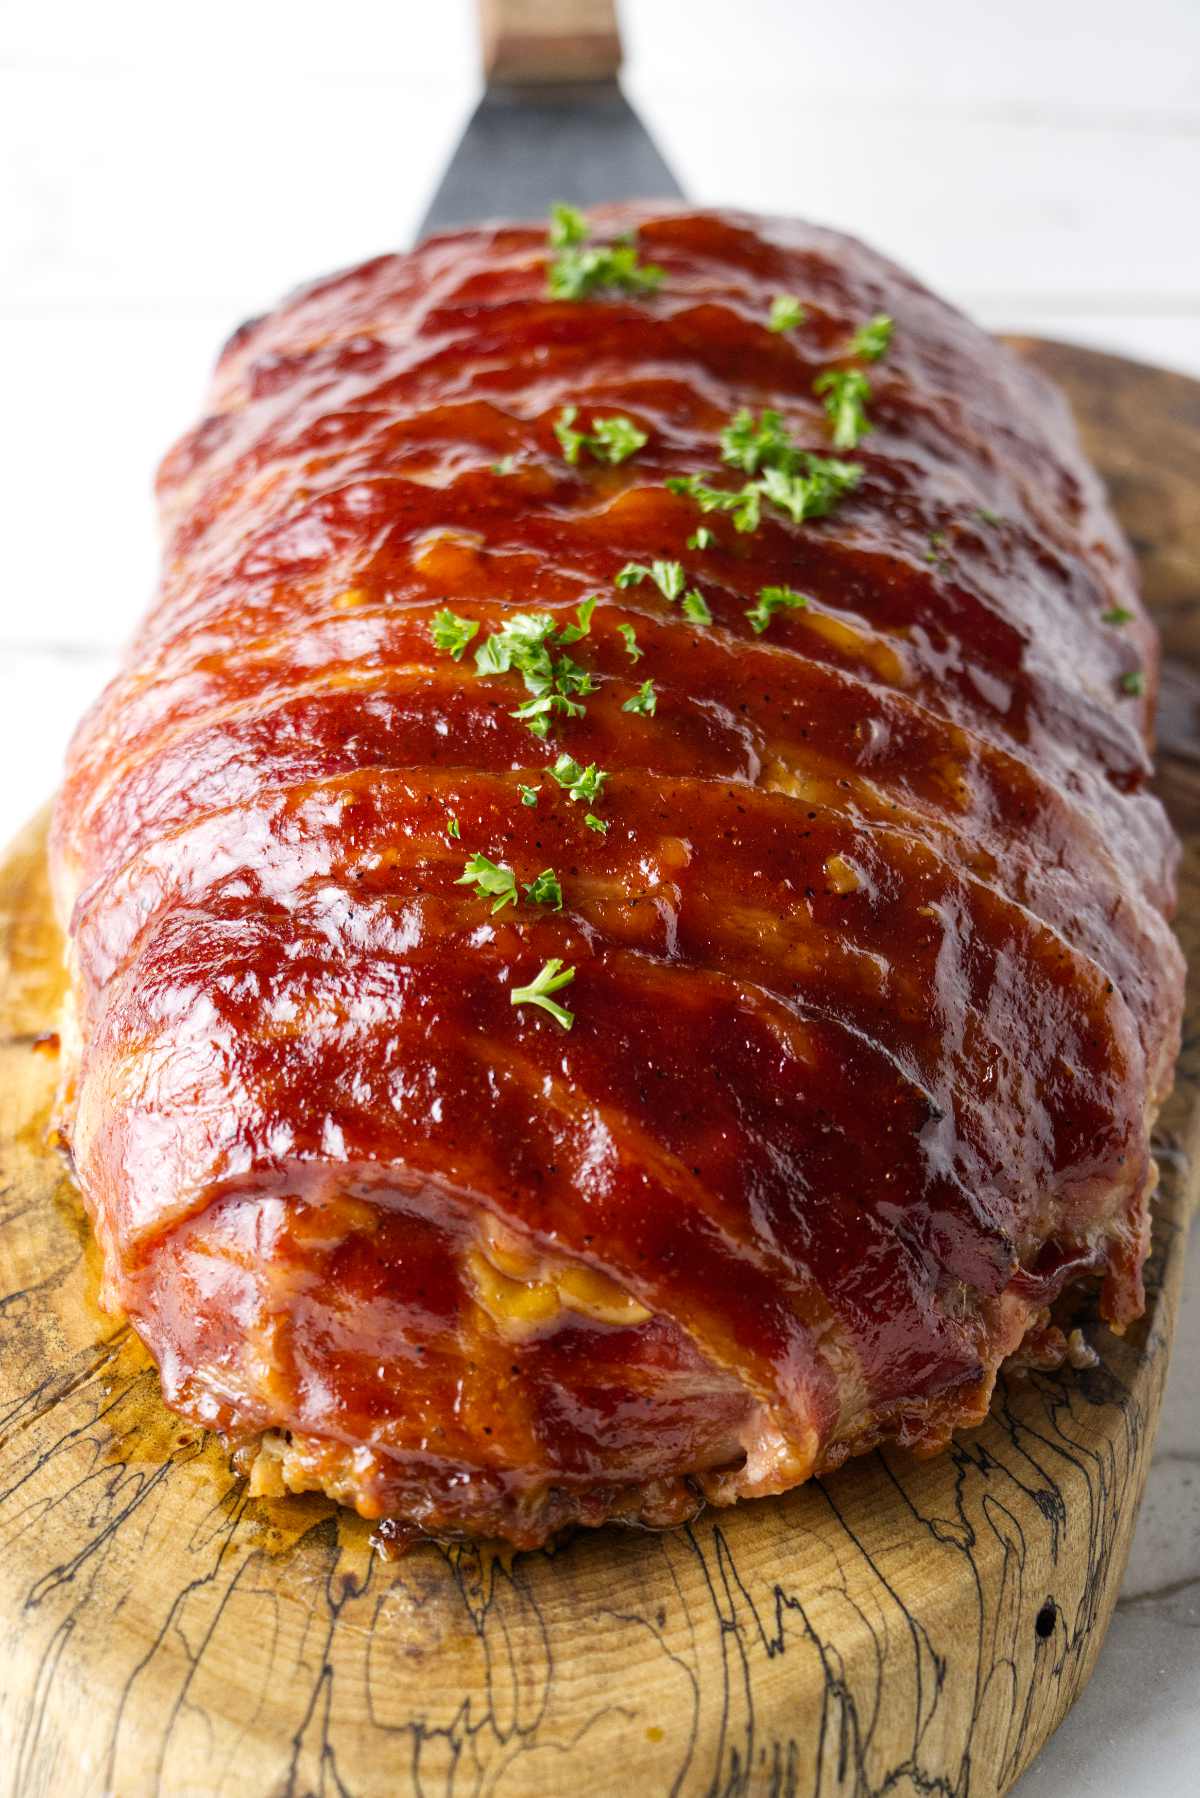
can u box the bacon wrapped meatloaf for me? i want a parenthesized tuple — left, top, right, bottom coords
(50, 206, 1184, 1547)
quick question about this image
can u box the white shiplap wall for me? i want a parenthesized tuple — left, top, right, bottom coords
(0, 9, 1198, 1788)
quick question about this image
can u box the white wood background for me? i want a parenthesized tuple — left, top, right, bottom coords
(1, 3, 1197, 1792)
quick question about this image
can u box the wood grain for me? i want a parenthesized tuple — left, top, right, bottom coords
(0, 341, 1196, 1797)
(479, 0, 622, 84)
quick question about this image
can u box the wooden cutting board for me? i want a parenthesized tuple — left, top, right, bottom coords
(1, 340, 1196, 1798)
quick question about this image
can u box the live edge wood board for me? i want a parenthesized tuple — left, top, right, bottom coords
(1, 340, 1197, 1798)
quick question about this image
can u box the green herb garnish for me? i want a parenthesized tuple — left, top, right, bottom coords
(546, 205, 664, 302)
(615, 560, 686, 601)
(524, 868, 564, 911)
(720, 408, 794, 476)
(474, 612, 595, 740)
(616, 622, 643, 661)
(686, 527, 715, 551)
(680, 408, 862, 532)
(681, 590, 712, 625)
(1103, 606, 1134, 626)
(768, 295, 806, 333)
(518, 784, 541, 807)
(745, 584, 810, 635)
(456, 853, 518, 913)
(555, 406, 648, 467)
(813, 367, 873, 450)
(667, 473, 763, 533)
(584, 813, 608, 834)
(1120, 670, 1146, 696)
(446, 814, 461, 840)
(547, 753, 608, 806)
(556, 596, 598, 643)
(491, 455, 517, 476)
(847, 314, 893, 361)
(510, 957, 576, 1030)
(976, 507, 1002, 527)
(429, 608, 479, 661)
(622, 678, 658, 715)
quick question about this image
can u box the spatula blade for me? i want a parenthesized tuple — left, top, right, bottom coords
(417, 81, 682, 240)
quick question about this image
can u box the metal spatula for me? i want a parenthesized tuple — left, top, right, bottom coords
(418, 0, 682, 238)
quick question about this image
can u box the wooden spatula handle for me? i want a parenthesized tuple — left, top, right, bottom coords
(479, 0, 622, 83)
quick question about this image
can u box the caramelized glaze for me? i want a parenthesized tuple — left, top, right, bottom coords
(51, 208, 1184, 1546)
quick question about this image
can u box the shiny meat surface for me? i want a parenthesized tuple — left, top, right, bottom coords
(50, 207, 1184, 1547)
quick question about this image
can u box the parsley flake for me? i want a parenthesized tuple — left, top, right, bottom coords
(547, 753, 608, 806)
(546, 205, 664, 302)
(615, 559, 685, 600)
(510, 957, 576, 1030)
(555, 406, 648, 467)
(720, 408, 794, 476)
(746, 585, 810, 634)
(491, 455, 517, 476)
(446, 814, 461, 840)
(687, 527, 715, 551)
(473, 612, 596, 740)
(976, 507, 1003, 527)
(518, 784, 541, 807)
(1103, 606, 1134, 626)
(584, 813, 608, 834)
(524, 868, 564, 911)
(814, 367, 873, 450)
(668, 474, 762, 533)
(1120, 669, 1146, 696)
(617, 622, 643, 661)
(681, 589, 712, 625)
(768, 295, 806, 333)
(847, 314, 893, 361)
(429, 608, 479, 661)
(622, 678, 658, 715)
(456, 853, 519, 914)
(557, 595, 598, 643)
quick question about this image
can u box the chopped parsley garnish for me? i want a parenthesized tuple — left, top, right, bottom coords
(555, 406, 648, 467)
(926, 530, 947, 563)
(524, 868, 564, 911)
(720, 408, 794, 476)
(813, 367, 873, 450)
(617, 622, 643, 660)
(491, 455, 517, 476)
(518, 783, 541, 807)
(756, 457, 862, 524)
(473, 612, 595, 740)
(847, 314, 893, 361)
(549, 203, 588, 248)
(667, 473, 763, 533)
(547, 753, 608, 806)
(681, 590, 712, 625)
(510, 957, 576, 1030)
(1120, 669, 1146, 696)
(446, 814, 461, 839)
(615, 559, 686, 601)
(556, 595, 597, 643)
(546, 205, 665, 302)
(976, 507, 1002, 527)
(429, 607, 479, 660)
(687, 527, 715, 551)
(746, 584, 810, 634)
(676, 409, 862, 533)
(622, 678, 658, 715)
(768, 295, 806, 333)
(584, 813, 608, 834)
(456, 853, 518, 913)
(1103, 606, 1134, 626)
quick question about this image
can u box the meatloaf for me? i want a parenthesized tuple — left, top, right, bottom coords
(49, 206, 1184, 1548)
